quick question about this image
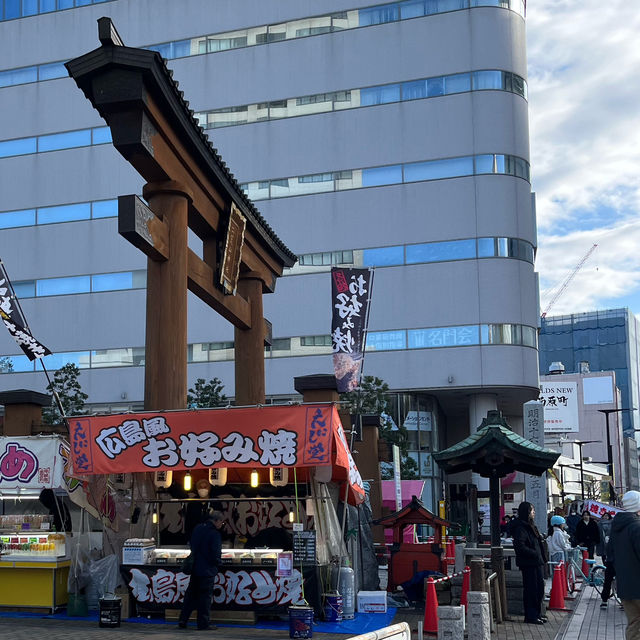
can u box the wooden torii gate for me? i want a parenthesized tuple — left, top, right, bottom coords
(66, 19, 296, 409)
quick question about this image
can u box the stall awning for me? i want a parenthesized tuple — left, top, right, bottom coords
(0, 435, 68, 494)
(68, 404, 364, 503)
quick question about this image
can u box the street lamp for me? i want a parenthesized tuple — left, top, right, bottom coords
(598, 408, 635, 496)
(570, 440, 600, 500)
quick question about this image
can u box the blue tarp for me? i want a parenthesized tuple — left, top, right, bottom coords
(0, 607, 398, 635)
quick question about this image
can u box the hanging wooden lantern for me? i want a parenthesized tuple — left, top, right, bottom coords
(209, 467, 228, 486)
(270, 467, 289, 487)
(154, 470, 173, 488)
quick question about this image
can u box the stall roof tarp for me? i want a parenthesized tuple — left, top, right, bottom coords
(0, 435, 68, 491)
(69, 404, 365, 503)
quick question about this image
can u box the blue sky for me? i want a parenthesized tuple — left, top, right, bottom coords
(527, 1, 640, 316)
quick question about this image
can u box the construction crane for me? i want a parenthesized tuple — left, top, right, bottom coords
(541, 243, 598, 318)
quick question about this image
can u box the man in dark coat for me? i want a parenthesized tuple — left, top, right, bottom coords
(607, 491, 640, 639)
(575, 510, 600, 559)
(179, 510, 224, 630)
(511, 501, 547, 625)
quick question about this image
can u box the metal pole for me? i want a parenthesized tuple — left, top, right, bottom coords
(578, 444, 585, 500)
(604, 411, 613, 483)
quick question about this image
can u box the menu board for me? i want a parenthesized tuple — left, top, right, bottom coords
(292, 530, 316, 564)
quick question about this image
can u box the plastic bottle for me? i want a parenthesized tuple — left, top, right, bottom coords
(338, 561, 355, 620)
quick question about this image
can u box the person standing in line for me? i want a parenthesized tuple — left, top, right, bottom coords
(179, 510, 224, 630)
(547, 515, 571, 564)
(565, 507, 581, 546)
(575, 510, 600, 559)
(598, 511, 616, 608)
(597, 512, 613, 561)
(511, 501, 547, 625)
(607, 491, 640, 639)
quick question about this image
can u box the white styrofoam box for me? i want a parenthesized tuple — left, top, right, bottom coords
(122, 544, 155, 565)
(357, 590, 387, 613)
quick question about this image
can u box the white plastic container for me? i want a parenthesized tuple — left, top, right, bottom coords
(357, 590, 387, 613)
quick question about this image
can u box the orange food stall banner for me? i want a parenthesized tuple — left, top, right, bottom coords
(70, 404, 341, 476)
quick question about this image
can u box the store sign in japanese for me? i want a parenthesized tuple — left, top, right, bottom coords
(583, 499, 622, 519)
(126, 566, 304, 609)
(0, 436, 67, 490)
(539, 381, 579, 432)
(331, 267, 373, 392)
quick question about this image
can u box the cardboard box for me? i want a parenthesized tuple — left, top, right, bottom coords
(357, 590, 387, 613)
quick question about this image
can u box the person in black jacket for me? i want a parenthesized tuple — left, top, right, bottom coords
(179, 510, 224, 630)
(575, 510, 600, 559)
(511, 501, 547, 625)
(607, 491, 640, 639)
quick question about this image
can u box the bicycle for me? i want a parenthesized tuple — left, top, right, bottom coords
(565, 547, 619, 605)
(564, 547, 604, 593)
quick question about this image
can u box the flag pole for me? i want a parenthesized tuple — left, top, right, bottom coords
(0, 259, 69, 434)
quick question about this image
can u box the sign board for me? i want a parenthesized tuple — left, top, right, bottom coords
(539, 381, 579, 432)
(292, 530, 316, 564)
(583, 499, 622, 519)
(0, 436, 68, 491)
(219, 202, 246, 295)
(276, 551, 293, 577)
(420, 453, 433, 477)
(524, 401, 548, 534)
(392, 445, 402, 512)
(583, 376, 614, 405)
(402, 411, 432, 431)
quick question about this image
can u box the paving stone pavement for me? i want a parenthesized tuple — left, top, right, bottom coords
(0, 584, 627, 640)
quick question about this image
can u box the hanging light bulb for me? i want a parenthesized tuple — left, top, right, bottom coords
(183, 472, 192, 491)
(152, 511, 158, 525)
(250, 470, 259, 488)
(289, 508, 295, 523)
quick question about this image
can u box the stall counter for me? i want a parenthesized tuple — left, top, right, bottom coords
(0, 557, 70, 611)
(121, 555, 323, 617)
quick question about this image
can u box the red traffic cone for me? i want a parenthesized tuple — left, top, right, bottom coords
(424, 577, 439, 634)
(548, 564, 570, 611)
(581, 549, 589, 578)
(460, 566, 471, 607)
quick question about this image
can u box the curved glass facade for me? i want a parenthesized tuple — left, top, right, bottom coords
(0, 1, 525, 87)
(242, 154, 530, 201)
(195, 69, 527, 130)
(0, 322, 537, 373)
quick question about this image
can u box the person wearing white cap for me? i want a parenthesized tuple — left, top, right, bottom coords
(607, 490, 640, 639)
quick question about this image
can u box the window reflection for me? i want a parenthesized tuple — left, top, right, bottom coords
(37, 275, 90, 296)
(37, 202, 90, 224)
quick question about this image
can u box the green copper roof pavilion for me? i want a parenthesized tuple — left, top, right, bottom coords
(433, 410, 560, 477)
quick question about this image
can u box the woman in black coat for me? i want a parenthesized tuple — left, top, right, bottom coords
(511, 501, 547, 625)
(575, 511, 600, 559)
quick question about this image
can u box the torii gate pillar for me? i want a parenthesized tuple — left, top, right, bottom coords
(66, 19, 296, 411)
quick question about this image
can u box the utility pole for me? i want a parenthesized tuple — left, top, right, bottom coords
(572, 440, 600, 500)
(598, 408, 635, 501)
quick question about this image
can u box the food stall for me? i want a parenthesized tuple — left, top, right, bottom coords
(0, 435, 72, 611)
(68, 403, 364, 619)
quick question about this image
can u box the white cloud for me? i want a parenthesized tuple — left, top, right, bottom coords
(528, 1, 640, 314)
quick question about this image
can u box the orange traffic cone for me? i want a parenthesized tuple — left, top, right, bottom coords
(424, 577, 439, 634)
(447, 537, 456, 561)
(560, 562, 567, 599)
(581, 549, 589, 578)
(548, 564, 570, 611)
(460, 566, 471, 607)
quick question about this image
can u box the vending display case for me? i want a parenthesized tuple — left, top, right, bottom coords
(0, 527, 70, 611)
(0, 531, 67, 560)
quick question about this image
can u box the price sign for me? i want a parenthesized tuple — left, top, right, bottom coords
(292, 530, 316, 564)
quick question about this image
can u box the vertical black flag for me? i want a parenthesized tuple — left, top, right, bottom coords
(331, 267, 373, 392)
(0, 261, 51, 361)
